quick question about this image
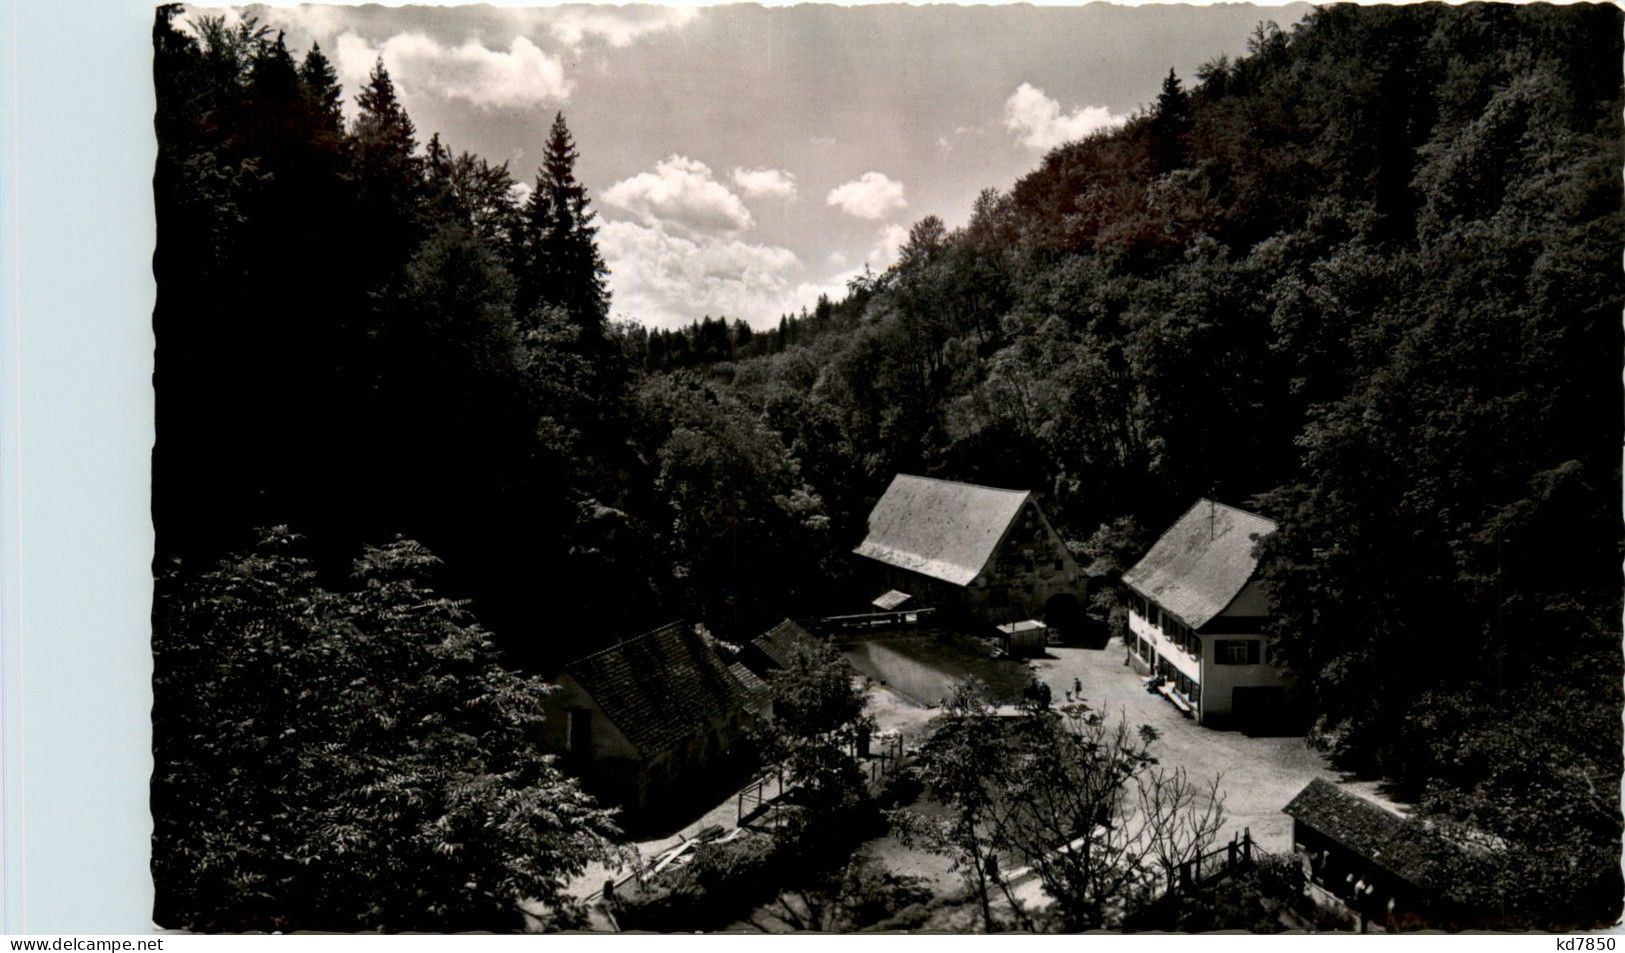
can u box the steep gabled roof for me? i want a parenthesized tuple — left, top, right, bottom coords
(566, 623, 762, 756)
(1284, 778, 1444, 893)
(1121, 498, 1277, 630)
(853, 474, 1031, 586)
(750, 618, 822, 670)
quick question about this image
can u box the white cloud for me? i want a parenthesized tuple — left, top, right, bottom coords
(600, 216, 911, 328)
(826, 172, 908, 221)
(793, 272, 861, 310)
(732, 167, 798, 202)
(508, 180, 533, 206)
(868, 224, 910, 271)
(546, 7, 699, 50)
(603, 156, 754, 235)
(333, 32, 571, 112)
(245, 4, 355, 45)
(1004, 82, 1126, 151)
(601, 220, 803, 330)
(791, 224, 911, 309)
(937, 125, 986, 155)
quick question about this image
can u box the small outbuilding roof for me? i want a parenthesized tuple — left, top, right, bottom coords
(1121, 498, 1277, 630)
(872, 589, 914, 611)
(749, 618, 823, 670)
(566, 623, 766, 756)
(853, 474, 1032, 587)
(996, 619, 1047, 635)
(1283, 779, 1443, 893)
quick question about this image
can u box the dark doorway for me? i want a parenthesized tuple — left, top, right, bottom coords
(1043, 593, 1085, 642)
(1232, 686, 1306, 736)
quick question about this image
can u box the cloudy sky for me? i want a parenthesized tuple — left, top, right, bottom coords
(193, 3, 1309, 330)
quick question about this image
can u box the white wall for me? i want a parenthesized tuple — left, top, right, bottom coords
(1128, 607, 1201, 684)
(1198, 631, 1293, 720)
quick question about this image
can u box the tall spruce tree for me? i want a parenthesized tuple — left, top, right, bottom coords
(352, 58, 423, 287)
(298, 42, 345, 143)
(518, 112, 609, 338)
(1149, 67, 1192, 174)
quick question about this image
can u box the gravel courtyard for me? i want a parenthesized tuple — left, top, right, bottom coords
(1029, 637, 1405, 852)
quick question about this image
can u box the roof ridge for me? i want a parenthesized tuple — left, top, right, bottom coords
(564, 620, 686, 668)
(893, 472, 1031, 498)
(1189, 497, 1279, 530)
(1122, 497, 1279, 629)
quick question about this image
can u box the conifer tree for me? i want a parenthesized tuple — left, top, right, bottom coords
(351, 58, 423, 285)
(297, 41, 345, 142)
(518, 112, 608, 338)
(249, 31, 300, 102)
(353, 57, 418, 183)
(1149, 67, 1192, 174)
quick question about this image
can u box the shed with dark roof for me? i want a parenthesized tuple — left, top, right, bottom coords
(1284, 778, 1462, 931)
(853, 474, 1085, 633)
(747, 618, 824, 673)
(540, 623, 769, 815)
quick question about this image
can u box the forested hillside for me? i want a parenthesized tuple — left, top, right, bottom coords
(709, 6, 1623, 923)
(154, 2, 1622, 928)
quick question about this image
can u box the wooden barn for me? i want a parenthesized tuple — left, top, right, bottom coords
(540, 622, 771, 818)
(1121, 499, 1291, 727)
(852, 474, 1085, 635)
(1284, 779, 1463, 931)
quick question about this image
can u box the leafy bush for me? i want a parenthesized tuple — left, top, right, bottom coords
(152, 529, 618, 932)
(1123, 854, 1303, 933)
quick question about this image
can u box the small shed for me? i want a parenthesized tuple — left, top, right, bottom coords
(746, 618, 825, 674)
(996, 619, 1049, 657)
(1283, 778, 1464, 931)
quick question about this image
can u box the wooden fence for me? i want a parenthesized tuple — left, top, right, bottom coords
(736, 767, 787, 828)
(1173, 828, 1263, 892)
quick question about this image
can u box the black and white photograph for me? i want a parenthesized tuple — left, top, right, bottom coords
(144, 0, 1623, 935)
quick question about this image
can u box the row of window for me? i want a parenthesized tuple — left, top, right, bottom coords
(1133, 629, 1265, 667)
(1131, 596, 1268, 666)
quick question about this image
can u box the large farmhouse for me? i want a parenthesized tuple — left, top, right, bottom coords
(853, 474, 1085, 634)
(1121, 498, 1289, 727)
(540, 623, 770, 817)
